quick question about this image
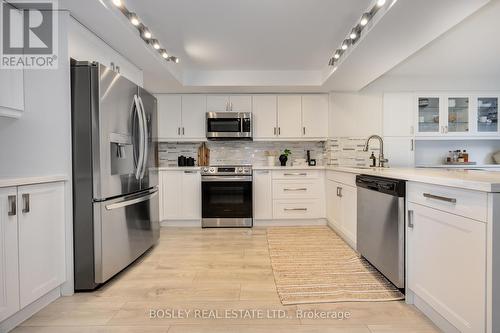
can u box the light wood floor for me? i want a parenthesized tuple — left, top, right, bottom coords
(14, 227, 439, 333)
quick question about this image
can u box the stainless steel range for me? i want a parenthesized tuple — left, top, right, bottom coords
(201, 165, 253, 228)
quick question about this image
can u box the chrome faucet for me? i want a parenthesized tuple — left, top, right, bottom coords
(363, 135, 388, 168)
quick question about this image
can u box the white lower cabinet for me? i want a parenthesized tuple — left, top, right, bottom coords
(326, 179, 357, 247)
(0, 188, 19, 322)
(407, 201, 486, 333)
(273, 199, 322, 219)
(0, 182, 66, 323)
(253, 170, 273, 220)
(160, 170, 201, 221)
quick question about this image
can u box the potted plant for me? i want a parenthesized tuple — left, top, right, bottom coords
(279, 149, 291, 166)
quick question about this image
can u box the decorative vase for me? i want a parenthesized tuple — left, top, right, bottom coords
(267, 156, 275, 166)
(279, 155, 288, 166)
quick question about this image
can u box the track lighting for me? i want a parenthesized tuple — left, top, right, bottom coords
(151, 39, 160, 50)
(360, 13, 370, 26)
(333, 51, 340, 59)
(161, 50, 169, 58)
(129, 12, 139, 26)
(350, 28, 358, 40)
(142, 28, 152, 39)
(112, 0, 122, 7)
(341, 39, 349, 50)
(377, 0, 386, 7)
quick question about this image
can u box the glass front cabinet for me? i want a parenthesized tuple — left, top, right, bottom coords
(416, 94, 499, 137)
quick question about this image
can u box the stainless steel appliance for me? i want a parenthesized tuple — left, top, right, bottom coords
(201, 165, 253, 227)
(71, 61, 160, 291)
(356, 175, 406, 289)
(206, 112, 252, 140)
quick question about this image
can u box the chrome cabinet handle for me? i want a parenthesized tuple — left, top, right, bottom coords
(22, 193, 30, 213)
(284, 208, 307, 211)
(284, 173, 307, 176)
(178, 127, 181, 135)
(184, 170, 198, 174)
(182, 127, 185, 135)
(423, 193, 457, 204)
(336, 187, 343, 197)
(284, 188, 307, 191)
(278, 127, 281, 136)
(7, 195, 16, 216)
(274, 127, 277, 136)
(408, 210, 414, 229)
(410, 139, 414, 152)
(303, 127, 306, 135)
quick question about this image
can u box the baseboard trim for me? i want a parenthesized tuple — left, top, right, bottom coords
(412, 293, 460, 333)
(253, 219, 327, 227)
(0, 287, 61, 332)
(161, 220, 201, 227)
(326, 221, 357, 251)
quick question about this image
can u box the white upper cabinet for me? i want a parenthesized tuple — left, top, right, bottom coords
(181, 95, 207, 140)
(207, 95, 230, 111)
(383, 93, 414, 137)
(157, 95, 206, 141)
(253, 95, 277, 139)
(302, 95, 328, 139)
(0, 6, 24, 118)
(277, 95, 303, 139)
(157, 95, 182, 140)
(206, 95, 251, 112)
(17, 182, 66, 308)
(0, 187, 20, 322)
(415, 92, 500, 137)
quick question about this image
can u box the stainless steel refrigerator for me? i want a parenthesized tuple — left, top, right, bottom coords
(71, 61, 159, 291)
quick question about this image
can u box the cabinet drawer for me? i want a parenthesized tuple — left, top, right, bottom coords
(273, 199, 321, 219)
(326, 170, 357, 187)
(407, 182, 487, 222)
(273, 180, 322, 199)
(273, 170, 321, 180)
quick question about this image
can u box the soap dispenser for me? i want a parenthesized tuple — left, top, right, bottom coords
(370, 152, 377, 167)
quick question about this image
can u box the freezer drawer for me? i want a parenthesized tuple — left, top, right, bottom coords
(94, 188, 160, 283)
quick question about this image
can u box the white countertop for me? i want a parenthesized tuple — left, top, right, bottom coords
(157, 167, 201, 171)
(327, 166, 500, 192)
(252, 165, 326, 170)
(0, 175, 68, 188)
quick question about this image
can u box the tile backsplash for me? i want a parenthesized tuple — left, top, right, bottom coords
(325, 137, 380, 167)
(158, 141, 325, 167)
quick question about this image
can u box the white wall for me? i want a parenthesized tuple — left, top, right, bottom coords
(68, 17, 144, 87)
(329, 92, 383, 138)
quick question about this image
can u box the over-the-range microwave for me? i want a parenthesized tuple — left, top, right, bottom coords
(206, 112, 253, 140)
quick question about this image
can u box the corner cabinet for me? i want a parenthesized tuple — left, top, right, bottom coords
(415, 93, 500, 138)
(0, 182, 66, 322)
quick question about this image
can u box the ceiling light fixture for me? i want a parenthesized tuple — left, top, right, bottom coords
(360, 13, 370, 26)
(332, 66, 338, 72)
(112, 0, 122, 7)
(161, 50, 169, 58)
(151, 39, 160, 50)
(142, 28, 152, 39)
(349, 28, 358, 40)
(341, 39, 350, 50)
(129, 12, 139, 26)
(333, 51, 341, 59)
(377, 0, 386, 7)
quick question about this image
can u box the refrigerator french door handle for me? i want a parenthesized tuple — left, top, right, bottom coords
(134, 95, 145, 180)
(137, 96, 148, 180)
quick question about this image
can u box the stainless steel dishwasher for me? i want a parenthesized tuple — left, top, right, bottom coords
(356, 175, 406, 289)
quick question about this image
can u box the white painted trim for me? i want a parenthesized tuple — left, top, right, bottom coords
(326, 221, 357, 251)
(0, 287, 60, 332)
(160, 220, 201, 227)
(412, 293, 461, 333)
(254, 219, 327, 227)
(0, 176, 68, 189)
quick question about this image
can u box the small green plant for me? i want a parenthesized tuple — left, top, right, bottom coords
(282, 149, 292, 157)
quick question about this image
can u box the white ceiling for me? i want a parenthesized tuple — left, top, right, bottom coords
(126, 0, 371, 71)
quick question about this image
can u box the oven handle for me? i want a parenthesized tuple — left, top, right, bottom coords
(202, 176, 253, 182)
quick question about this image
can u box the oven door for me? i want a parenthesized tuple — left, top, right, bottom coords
(202, 176, 253, 227)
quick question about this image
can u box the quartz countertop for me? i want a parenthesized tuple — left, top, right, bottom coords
(252, 165, 326, 170)
(327, 166, 500, 192)
(0, 175, 68, 188)
(156, 167, 202, 171)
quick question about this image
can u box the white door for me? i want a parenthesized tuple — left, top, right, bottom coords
(253, 170, 273, 219)
(253, 95, 277, 139)
(407, 203, 486, 333)
(339, 185, 357, 247)
(162, 171, 182, 219)
(207, 96, 230, 111)
(18, 182, 66, 308)
(277, 95, 302, 139)
(302, 95, 328, 139)
(181, 95, 207, 140)
(229, 95, 252, 112)
(181, 170, 201, 219)
(0, 187, 20, 321)
(384, 137, 415, 167)
(383, 93, 414, 137)
(157, 95, 182, 140)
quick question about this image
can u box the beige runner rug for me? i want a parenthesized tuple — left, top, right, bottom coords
(266, 226, 404, 305)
